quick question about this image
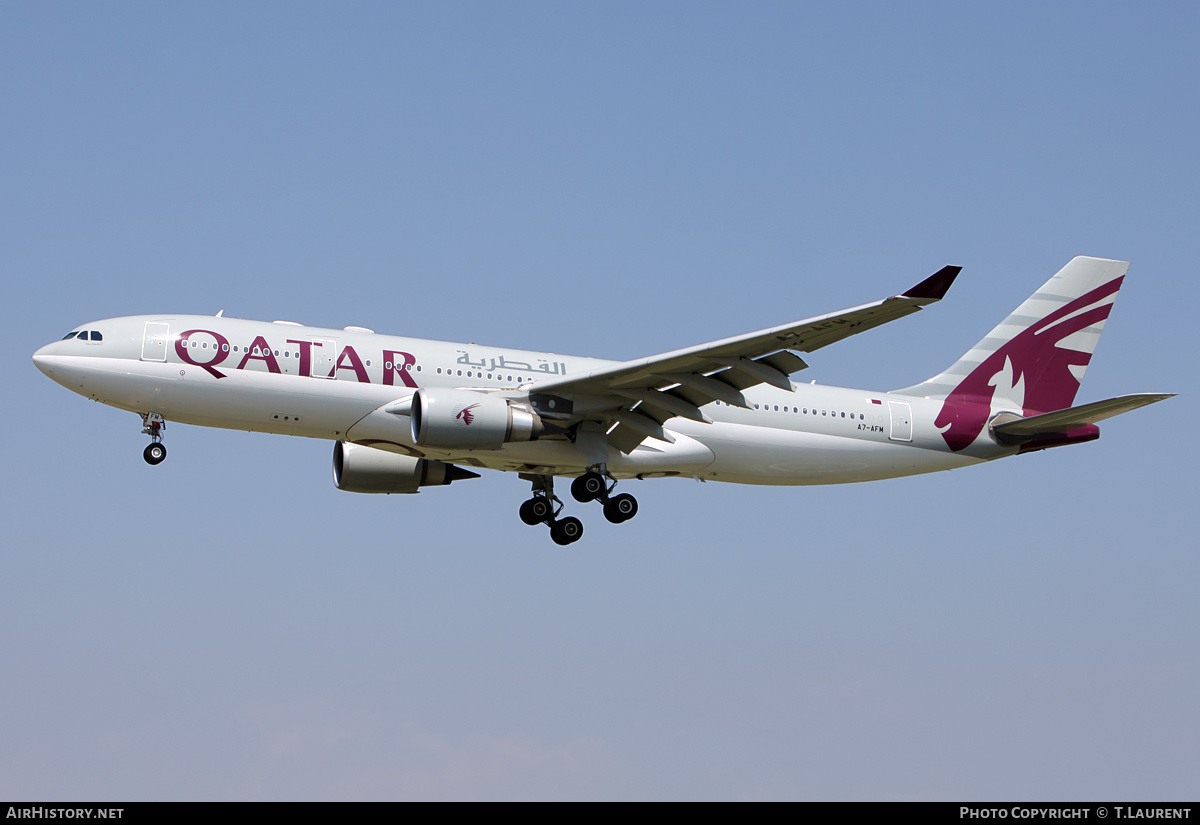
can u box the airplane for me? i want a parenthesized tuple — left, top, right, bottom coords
(32, 256, 1172, 545)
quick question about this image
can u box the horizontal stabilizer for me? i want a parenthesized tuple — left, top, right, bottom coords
(992, 393, 1174, 437)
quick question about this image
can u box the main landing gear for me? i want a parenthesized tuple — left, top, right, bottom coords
(141, 412, 167, 465)
(518, 475, 584, 546)
(517, 468, 639, 546)
(570, 469, 638, 525)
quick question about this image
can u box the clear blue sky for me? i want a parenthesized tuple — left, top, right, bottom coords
(3, 2, 1196, 800)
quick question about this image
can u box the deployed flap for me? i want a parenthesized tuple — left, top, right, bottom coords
(992, 393, 1174, 437)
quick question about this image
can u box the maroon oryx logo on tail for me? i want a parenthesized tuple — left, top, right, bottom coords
(456, 403, 481, 426)
(936, 277, 1122, 451)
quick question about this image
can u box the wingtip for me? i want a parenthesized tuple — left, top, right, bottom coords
(902, 265, 961, 301)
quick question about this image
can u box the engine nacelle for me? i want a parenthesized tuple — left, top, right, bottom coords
(410, 387, 543, 450)
(333, 441, 479, 494)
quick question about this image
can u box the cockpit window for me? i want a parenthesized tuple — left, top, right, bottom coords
(89, 331, 103, 341)
(61, 331, 79, 340)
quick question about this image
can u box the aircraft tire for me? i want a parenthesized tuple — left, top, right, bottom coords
(519, 497, 551, 525)
(571, 472, 606, 503)
(603, 493, 638, 524)
(550, 517, 583, 545)
(143, 443, 166, 465)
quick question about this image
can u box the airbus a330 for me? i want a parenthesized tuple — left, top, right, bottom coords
(33, 256, 1170, 544)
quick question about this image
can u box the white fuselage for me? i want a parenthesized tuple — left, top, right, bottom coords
(33, 314, 1002, 485)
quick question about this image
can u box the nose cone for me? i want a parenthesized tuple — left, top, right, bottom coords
(33, 343, 58, 377)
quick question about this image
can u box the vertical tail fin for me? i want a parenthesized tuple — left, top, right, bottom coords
(895, 256, 1129, 451)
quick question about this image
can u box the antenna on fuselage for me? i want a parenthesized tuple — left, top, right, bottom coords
(215, 310, 224, 317)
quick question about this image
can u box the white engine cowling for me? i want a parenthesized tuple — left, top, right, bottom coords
(333, 441, 479, 494)
(410, 388, 543, 450)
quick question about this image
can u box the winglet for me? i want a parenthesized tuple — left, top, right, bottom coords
(902, 265, 961, 301)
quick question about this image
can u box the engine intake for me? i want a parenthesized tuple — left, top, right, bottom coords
(333, 441, 479, 494)
(410, 387, 543, 450)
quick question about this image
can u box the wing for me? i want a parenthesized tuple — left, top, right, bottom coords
(526, 265, 961, 453)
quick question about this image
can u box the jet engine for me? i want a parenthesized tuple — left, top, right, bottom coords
(332, 441, 479, 494)
(410, 387, 543, 450)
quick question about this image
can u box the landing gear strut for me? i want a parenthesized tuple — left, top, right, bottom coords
(571, 467, 638, 524)
(518, 474, 584, 546)
(141, 413, 167, 465)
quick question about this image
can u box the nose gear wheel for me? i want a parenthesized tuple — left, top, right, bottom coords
(140, 413, 167, 465)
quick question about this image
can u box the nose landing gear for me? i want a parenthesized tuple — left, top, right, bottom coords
(141, 413, 167, 465)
